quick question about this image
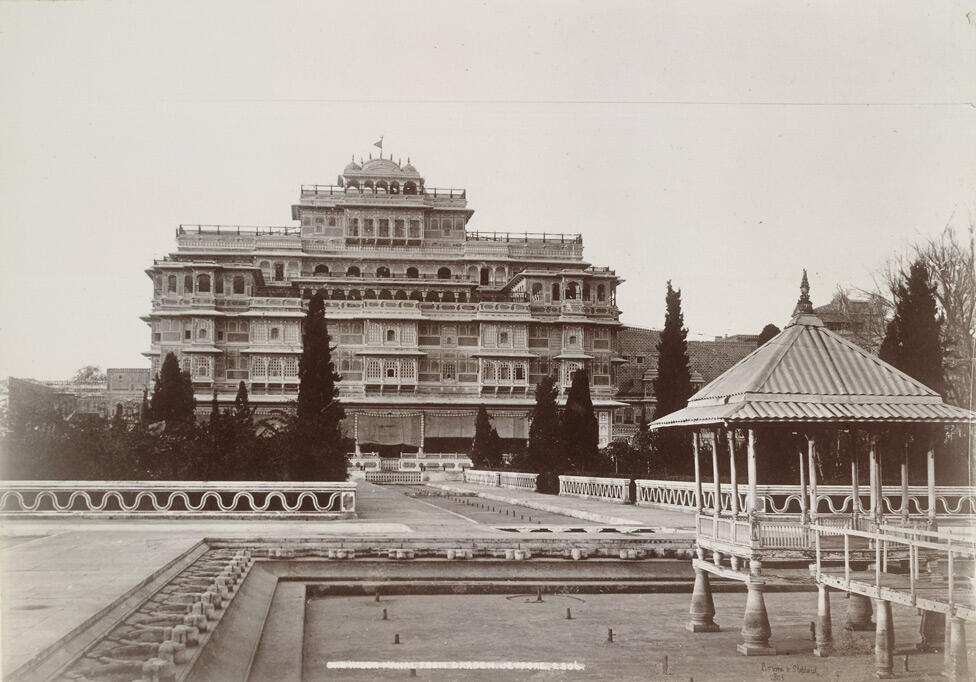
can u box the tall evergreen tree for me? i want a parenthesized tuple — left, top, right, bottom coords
(526, 376, 560, 473)
(233, 380, 252, 428)
(560, 369, 599, 472)
(150, 353, 196, 423)
(631, 406, 654, 476)
(139, 388, 151, 426)
(471, 405, 501, 468)
(653, 281, 693, 419)
(880, 260, 945, 395)
(209, 390, 220, 432)
(295, 291, 346, 480)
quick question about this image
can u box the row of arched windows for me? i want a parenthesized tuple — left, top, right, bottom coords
(313, 265, 454, 280)
(528, 281, 608, 302)
(344, 179, 419, 195)
(320, 289, 468, 303)
(165, 273, 247, 295)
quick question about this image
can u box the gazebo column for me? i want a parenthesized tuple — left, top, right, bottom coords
(869, 433, 882, 523)
(807, 435, 818, 522)
(746, 428, 758, 515)
(799, 446, 808, 522)
(727, 428, 739, 517)
(900, 438, 910, 524)
(927, 441, 937, 529)
(711, 430, 722, 565)
(692, 431, 703, 513)
(851, 429, 861, 528)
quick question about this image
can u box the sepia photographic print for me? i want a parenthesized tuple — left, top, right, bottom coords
(1, 1, 974, 680)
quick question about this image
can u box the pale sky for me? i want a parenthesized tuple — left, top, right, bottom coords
(1, 0, 974, 380)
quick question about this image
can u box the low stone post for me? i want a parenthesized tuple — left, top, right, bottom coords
(737, 580, 775, 656)
(687, 568, 719, 632)
(813, 585, 832, 657)
(917, 610, 945, 652)
(875, 599, 894, 678)
(946, 617, 970, 681)
(844, 593, 874, 631)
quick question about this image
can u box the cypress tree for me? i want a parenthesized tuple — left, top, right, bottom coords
(295, 291, 346, 480)
(139, 388, 151, 426)
(233, 380, 252, 428)
(560, 368, 599, 473)
(880, 260, 945, 395)
(471, 405, 499, 468)
(526, 375, 560, 475)
(150, 353, 196, 423)
(653, 281, 692, 419)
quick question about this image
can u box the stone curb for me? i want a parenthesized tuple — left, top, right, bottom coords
(427, 483, 646, 527)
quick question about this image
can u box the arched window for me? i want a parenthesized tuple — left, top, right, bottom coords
(376, 266, 391, 278)
(348, 289, 362, 300)
(168, 275, 178, 293)
(215, 276, 224, 294)
(597, 284, 606, 302)
(566, 282, 578, 299)
(404, 181, 417, 195)
(457, 292, 467, 302)
(531, 282, 543, 295)
(582, 283, 590, 300)
(332, 289, 346, 300)
(314, 264, 329, 275)
(379, 289, 392, 300)
(425, 291, 439, 302)
(274, 263, 285, 281)
(270, 327, 280, 341)
(437, 267, 451, 280)
(394, 290, 407, 300)
(390, 181, 400, 194)
(183, 274, 193, 293)
(494, 266, 506, 284)
(406, 266, 419, 279)
(552, 283, 561, 301)
(364, 289, 377, 299)
(480, 267, 490, 285)
(386, 329, 396, 342)
(376, 180, 388, 192)
(442, 292, 456, 302)
(347, 266, 360, 277)
(233, 276, 245, 294)
(197, 274, 211, 293)
(409, 291, 423, 301)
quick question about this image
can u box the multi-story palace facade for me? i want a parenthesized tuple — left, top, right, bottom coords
(145, 154, 625, 455)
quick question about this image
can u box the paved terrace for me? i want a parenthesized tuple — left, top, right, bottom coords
(0, 481, 696, 675)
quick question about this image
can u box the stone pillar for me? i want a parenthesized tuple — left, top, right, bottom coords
(418, 411, 425, 456)
(813, 585, 832, 657)
(917, 610, 945, 652)
(901, 441, 910, 523)
(737, 580, 775, 656)
(747, 428, 758, 515)
(808, 435, 818, 521)
(693, 432, 703, 513)
(687, 568, 719, 632)
(711, 430, 722, 516)
(799, 448, 808, 522)
(353, 413, 361, 456)
(869, 435, 879, 520)
(845, 594, 875, 631)
(927, 446, 937, 529)
(728, 429, 739, 516)
(947, 617, 970, 681)
(874, 599, 894, 678)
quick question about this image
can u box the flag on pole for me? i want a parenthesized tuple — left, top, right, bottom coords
(373, 136, 384, 154)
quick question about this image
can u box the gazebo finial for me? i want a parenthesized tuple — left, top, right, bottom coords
(793, 269, 814, 315)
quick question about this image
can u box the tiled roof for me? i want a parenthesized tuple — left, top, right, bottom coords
(651, 308, 976, 428)
(616, 326, 757, 399)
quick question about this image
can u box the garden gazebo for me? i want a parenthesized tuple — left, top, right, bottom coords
(650, 272, 976, 667)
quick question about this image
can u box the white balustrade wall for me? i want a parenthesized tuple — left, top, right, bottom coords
(365, 471, 423, 485)
(0, 481, 357, 516)
(498, 472, 539, 490)
(558, 475, 631, 504)
(635, 480, 975, 518)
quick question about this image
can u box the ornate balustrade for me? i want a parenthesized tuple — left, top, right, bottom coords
(464, 470, 500, 487)
(635, 480, 976, 518)
(558, 475, 631, 504)
(498, 472, 539, 490)
(365, 471, 423, 484)
(0, 481, 356, 517)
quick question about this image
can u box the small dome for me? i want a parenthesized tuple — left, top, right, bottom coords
(402, 162, 418, 174)
(344, 156, 362, 172)
(361, 158, 400, 173)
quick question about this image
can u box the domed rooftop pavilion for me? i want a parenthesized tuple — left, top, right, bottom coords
(341, 154, 424, 195)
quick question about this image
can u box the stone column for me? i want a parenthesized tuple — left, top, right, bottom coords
(813, 585, 832, 657)
(693, 432, 703, 513)
(851, 429, 860, 527)
(799, 448, 808, 522)
(947, 617, 970, 682)
(737, 580, 775, 656)
(874, 599, 894, 678)
(901, 440, 910, 523)
(711, 430, 722, 517)
(917, 610, 945, 652)
(418, 411, 425, 456)
(353, 413, 361, 457)
(845, 594, 874, 631)
(808, 436, 818, 522)
(927, 445, 937, 529)
(687, 568, 720, 632)
(746, 429, 758, 515)
(727, 429, 739, 517)
(869, 434, 879, 520)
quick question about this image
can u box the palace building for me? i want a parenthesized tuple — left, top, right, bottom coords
(144, 153, 626, 457)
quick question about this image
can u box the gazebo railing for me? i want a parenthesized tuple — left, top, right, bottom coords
(637, 480, 975, 518)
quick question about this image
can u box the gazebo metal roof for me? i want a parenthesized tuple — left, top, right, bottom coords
(651, 273, 976, 429)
